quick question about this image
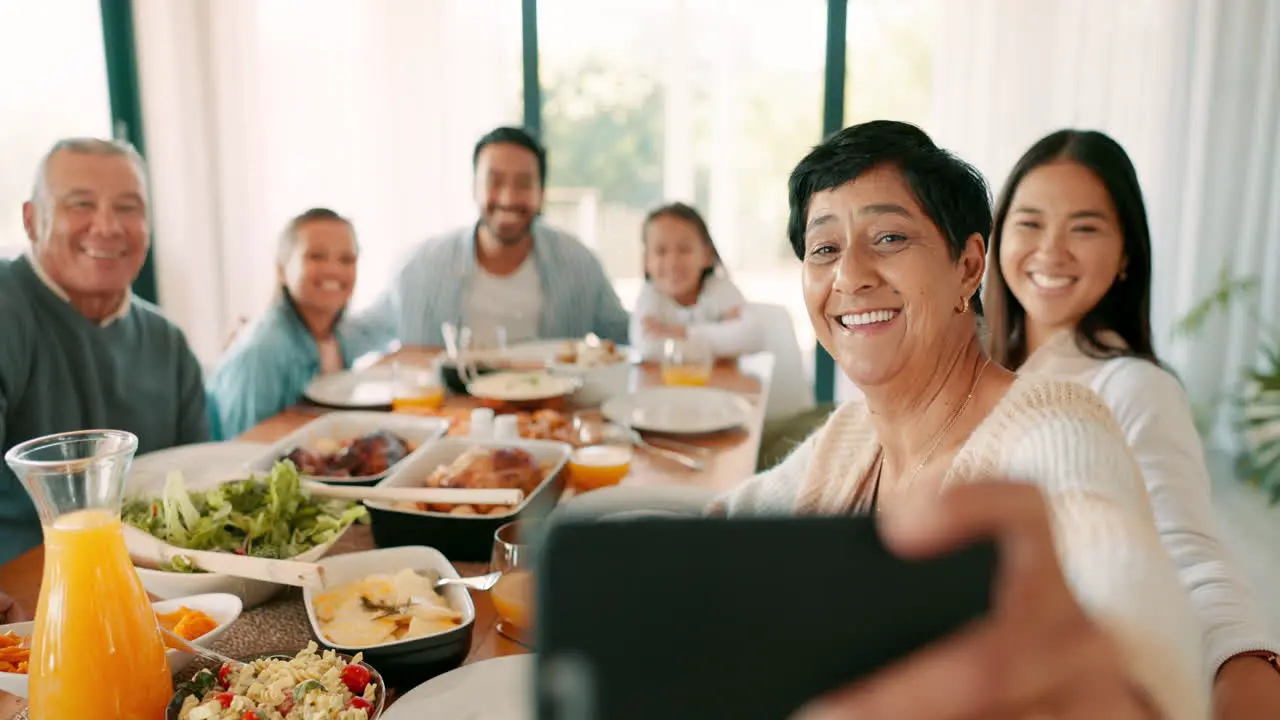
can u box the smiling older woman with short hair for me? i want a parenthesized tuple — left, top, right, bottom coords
(715, 121, 1207, 719)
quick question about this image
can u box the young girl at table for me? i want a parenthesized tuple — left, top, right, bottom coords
(208, 208, 389, 438)
(629, 202, 763, 360)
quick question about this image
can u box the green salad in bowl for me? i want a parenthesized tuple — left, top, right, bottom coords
(124, 460, 368, 572)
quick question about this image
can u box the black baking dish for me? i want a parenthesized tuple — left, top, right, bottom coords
(367, 437, 572, 561)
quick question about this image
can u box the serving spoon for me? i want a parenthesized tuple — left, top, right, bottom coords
(159, 626, 242, 669)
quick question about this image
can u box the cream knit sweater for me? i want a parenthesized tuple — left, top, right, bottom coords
(715, 375, 1209, 719)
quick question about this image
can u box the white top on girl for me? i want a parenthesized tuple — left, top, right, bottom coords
(630, 275, 762, 360)
(629, 202, 764, 361)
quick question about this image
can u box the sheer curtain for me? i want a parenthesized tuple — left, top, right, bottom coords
(835, 0, 1280, 449)
(131, 0, 522, 364)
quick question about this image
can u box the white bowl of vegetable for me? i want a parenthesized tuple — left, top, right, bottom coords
(123, 461, 367, 609)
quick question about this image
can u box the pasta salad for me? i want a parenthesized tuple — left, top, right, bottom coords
(177, 642, 379, 720)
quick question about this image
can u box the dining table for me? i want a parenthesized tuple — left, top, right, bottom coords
(0, 345, 774, 718)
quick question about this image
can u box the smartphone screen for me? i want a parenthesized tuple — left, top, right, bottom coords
(534, 515, 996, 720)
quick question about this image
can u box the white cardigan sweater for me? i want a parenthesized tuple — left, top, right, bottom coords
(714, 375, 1208, 720)
(1021, 330, 1280, 674)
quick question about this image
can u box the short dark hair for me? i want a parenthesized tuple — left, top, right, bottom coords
(641, 201, 723, 284)
(786, 120, 992, 308)
(276, 207, 356, 266)
(983, 129, 1158, 369)
(473, 126, 548, 186)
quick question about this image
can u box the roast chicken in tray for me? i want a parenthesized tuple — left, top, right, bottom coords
(413, 446, 546, 515)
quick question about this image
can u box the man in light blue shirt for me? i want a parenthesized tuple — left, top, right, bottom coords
(358, 127, 629, 347)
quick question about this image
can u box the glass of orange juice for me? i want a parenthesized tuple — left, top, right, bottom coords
(661, 336, 713, 386)
(566, 413, 633, 493)
(5, 430, 173, 720)
(490, 520, 536, 648)
(391, 361, 444, 412)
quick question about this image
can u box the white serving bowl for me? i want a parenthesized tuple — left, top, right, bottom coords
(302, 546, 476, 665)
(0, 592, 243, 699)
(132, 528, 348, 609)
(547, 358, 634, 405)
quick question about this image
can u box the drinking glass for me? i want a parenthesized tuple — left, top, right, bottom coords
(661, 336, 714, 386)
(489, 520, 536, 648)
(445, 322, 510, 384)
(566, 412, 633, 493)
(5, 430, 173, 719)
(391, 361, 444, 412)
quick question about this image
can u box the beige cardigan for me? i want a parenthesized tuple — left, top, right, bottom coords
(715, 375, 1208, 719)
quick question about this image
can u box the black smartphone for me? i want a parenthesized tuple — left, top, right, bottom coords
(534, 515, 996, 720)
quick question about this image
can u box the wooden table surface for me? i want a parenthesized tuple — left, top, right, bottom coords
(0, 346, 773, 717)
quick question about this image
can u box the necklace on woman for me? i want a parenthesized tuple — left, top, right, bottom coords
(871, 355, 993, 511)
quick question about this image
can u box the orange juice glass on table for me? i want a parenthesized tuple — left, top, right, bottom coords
(661, 336, 713, 386)
(490, 520, 537, 647)
(4, 430, 173, 720)
(392, 361, 445, 412)
(567, 412, 633, 493)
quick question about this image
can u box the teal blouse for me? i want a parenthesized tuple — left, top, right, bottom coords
(207, 298, 388, 439)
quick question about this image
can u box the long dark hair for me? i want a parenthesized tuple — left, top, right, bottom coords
(641, 202, 723, 286)
(983, 130, 1158, 369)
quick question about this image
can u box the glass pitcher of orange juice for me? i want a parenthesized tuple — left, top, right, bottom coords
(5, 430, 173, 719)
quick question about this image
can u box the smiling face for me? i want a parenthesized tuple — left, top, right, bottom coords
(997, 160, 1125, 343)
(281, 219, 358, 316)
(474, 142, 542, 246)
(644, 214, 714, 305)
(801, 165, 985, 388)
(25, 149, 150, 297)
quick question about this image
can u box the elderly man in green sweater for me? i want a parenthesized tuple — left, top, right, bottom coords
(0, 138, 210, 567)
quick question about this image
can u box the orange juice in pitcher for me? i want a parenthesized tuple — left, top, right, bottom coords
(6, 430, 173, 720)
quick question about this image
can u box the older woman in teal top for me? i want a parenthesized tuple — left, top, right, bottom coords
(208, 208, 388, 438)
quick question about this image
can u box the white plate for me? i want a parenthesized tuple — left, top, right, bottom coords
(551, 484, 716, 522)
(0, 592, 243, 699)
(127, 441, 268, 494)
(466, 372, 581, 403)
(381, 655, 532, 720)
(245, 410, 450, 483)
(601, 387, 753, 434)
(303, 366, 397, 408)
(302, 546, 475, 654)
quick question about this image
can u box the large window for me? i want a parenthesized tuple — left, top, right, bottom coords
(836, 0, 940, 402)
(845, 0, 937, 130)
(537, 0, 827, 364)
(135, 0, 523, 360)
(0, 0, 113, 258)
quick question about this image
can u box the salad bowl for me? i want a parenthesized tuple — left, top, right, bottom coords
(166, 647, 385, 719)
(124, 462, 365, 608)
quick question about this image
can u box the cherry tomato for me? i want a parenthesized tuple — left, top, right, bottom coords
(240, 712, 264, 720)
(349, 697, 373, 711)
(218, 663, 234, 687)
(214, 692, 235, 708)
(278, 698, 295, 715)
(340, 663, 372, 694)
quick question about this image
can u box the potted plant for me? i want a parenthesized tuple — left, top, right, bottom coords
(1173, 266, 1280, 503)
